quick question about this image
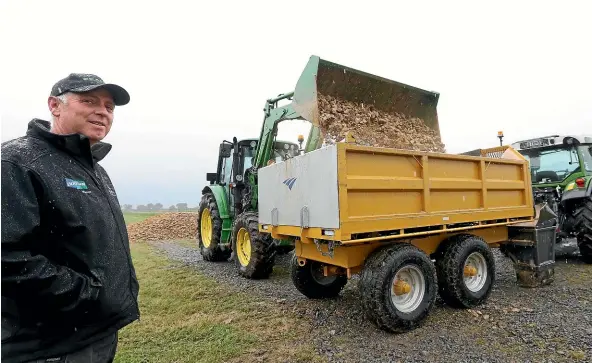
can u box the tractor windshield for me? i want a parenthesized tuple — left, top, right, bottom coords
(242, 142, 299, 171)
(520, 146, 581, 184)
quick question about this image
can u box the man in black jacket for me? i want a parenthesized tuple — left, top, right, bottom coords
(1, 73, 140, 362)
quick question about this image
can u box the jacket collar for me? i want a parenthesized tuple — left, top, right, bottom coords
(26, 119, 112, 163)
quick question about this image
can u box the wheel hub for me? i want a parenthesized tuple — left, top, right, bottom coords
(236, 227, 251, 267)
(393, 280, 412, 296)
(311, 264, 338, 285)
(464, 265, 478, 277)
(201, 208, 213, 248)
(390, 265, 425, 313)
(463, 252, 488, 292)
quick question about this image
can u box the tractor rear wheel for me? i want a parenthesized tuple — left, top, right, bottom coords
(359, 243, 437, 333)
(573, 196, 592, 264)
(291, 255, 347, 299)
(435, 234, 495, 308)
(231, 212, 276, 279)
(197, 193, 230, 262)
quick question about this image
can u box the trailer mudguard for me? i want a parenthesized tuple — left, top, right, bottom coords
(202, 185, 233, 243)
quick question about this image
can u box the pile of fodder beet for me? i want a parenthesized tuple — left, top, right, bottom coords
(127, 213, 197, 242)
(318, 94, 446, 153)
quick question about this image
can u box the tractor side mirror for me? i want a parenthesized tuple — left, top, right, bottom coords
(206, 173, 217, 184)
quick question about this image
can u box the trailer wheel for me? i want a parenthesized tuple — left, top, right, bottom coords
(359, 243, 437, 333)
(435, 234, 495, 308)
(231, 212, 276, 279)
(291, 255, 347, 299)
(573, 196, 592, 264)
(197, 193, 230, 262)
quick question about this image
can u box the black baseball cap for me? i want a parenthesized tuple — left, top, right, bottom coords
(50, 73, 130, 106)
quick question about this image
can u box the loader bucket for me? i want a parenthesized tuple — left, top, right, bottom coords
(292, 55, 441, 135)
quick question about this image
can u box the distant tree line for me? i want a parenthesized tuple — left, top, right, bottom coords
(120, 203, 195, 212)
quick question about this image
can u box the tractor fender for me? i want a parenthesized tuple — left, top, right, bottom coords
(560, 177, 592, 207)
(201, 185, 233, 244)
(202, 185, 230, 219)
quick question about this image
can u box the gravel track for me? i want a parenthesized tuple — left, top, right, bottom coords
(151, 241, 592, 363)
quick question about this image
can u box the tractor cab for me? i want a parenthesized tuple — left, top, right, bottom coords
(206, 137, 300, 218)
(511, 135, 592, 260)
(207, 138, 300, 187)
(511, 135, 592, 197)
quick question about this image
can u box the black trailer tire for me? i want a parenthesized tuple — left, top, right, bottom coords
(573, 197, 592, 264)
(435, 234, 496, 308)
(359, 243, 437, 333)
(231, 212, 276, 279)
(276, 244, 296, 255)
(196, 193, 230, 262)
(291, 255, 347, 299)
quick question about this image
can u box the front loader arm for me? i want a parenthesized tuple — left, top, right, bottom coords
(254, 101, 299, 168)
(253, 93, 321, 169)
(243, 93, 322, 212)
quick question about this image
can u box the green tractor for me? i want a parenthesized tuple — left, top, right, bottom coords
(197, 55, 442, 279)
(510, 135, 592, 263)
(197, 137, 303, 277)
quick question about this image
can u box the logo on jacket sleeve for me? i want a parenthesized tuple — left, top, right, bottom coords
(65, 178, 88, 190)
(283, 177, 297, 190)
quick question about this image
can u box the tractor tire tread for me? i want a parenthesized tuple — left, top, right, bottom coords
(359, 243, 437, 333)
(196, 193, 230, 262)
(573, 197, 592, 264)
(232, 211, 276, 279)
(290, 255, 347, 299)
(435, 234, 495, 308)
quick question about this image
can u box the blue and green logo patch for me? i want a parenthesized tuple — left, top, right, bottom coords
(65, 178, 88, 190)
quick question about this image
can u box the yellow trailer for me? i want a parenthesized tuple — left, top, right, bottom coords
(257, 143, 556, 333)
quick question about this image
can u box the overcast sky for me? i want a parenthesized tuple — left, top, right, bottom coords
(1, 1, 591, 207)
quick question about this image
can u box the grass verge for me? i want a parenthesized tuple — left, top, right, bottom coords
(115, 243, 323, 363)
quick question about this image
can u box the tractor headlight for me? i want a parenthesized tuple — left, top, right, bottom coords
(235, 175, 243, 182)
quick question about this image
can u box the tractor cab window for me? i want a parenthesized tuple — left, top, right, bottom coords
(241, 145, 256, 171)
(220, 152, 233, 185)
(522, 147, 580, 183)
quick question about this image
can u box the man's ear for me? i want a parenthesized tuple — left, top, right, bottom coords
(48, 96, 61, 117)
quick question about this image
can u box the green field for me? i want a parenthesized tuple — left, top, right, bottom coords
(115, 212, 322, 363)
(123, 211, 162, 225)
(115, 242, 320, 363)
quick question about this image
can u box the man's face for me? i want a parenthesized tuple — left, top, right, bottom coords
(48, 88, 115, 144)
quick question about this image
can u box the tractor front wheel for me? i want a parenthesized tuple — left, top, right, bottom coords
(573, 196, 592, 264)
(197, 193, 231, 262)
(231, 212, 276, 279)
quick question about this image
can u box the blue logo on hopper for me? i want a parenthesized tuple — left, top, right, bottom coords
(283, 177, 297, 190)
